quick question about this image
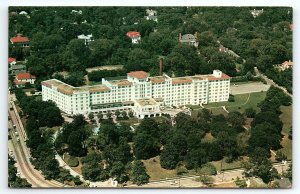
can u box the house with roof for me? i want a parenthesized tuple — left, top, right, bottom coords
(275, 60, 293, 71)
(126, 31, 141, 44)
(179, 32, 198, 47)
(14, 72, 36, 88)
(8, 58, 26, 76)
(78, 34, 94, 45)
(250, 9, 264, 18)
(8, 57, 17, 65)
(10, 34, 30, 47)
(145, 9, 158, 22)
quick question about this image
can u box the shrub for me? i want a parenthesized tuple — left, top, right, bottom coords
(67, 156, 79, 167)
(245, 108, 256, 118)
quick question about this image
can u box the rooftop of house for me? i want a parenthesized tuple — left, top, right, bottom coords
(180, 34, 197, 42)
(149, 76, 167, 83)
(127, 71, 149, 79)
(108, 79, 133, 87)
(172, 77, 193, 85)
(146, 9, 157, 16)
(282, 60, 293, 66)
(126, 31, 141, 38)
(16, 72, 36, 80)
(135, 98, 159, 106)
(8, 57, 16, 63)
(42, 79, 111, 95)
(10, 34, 30, 43)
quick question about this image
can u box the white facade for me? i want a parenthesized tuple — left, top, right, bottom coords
(78, 34, 94, 45)
(42, 70, 230, 116)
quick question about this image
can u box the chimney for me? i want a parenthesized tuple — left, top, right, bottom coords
(159, 58, 163, 76)
(179, 33, 182, 41)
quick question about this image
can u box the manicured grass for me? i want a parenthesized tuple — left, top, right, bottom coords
(35, 95, 42, 101)
(191, 91, 266, 117)
(118, 118, 139, 125)
(278, 105, 292, 160)
(279, 135, 292, 160)
(142, 156, 177, 181)
(142, 156, 197, 181)
(210, 158, 244, 172)
(88, 81, 102, 86)
(280, 106, 292, 134)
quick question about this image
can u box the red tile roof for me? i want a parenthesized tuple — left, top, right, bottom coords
(172, 78, 193, 85)
(16, 72, 36, 80)
(150, 77, 165, 83)
(207, 73, 230, 81)
(8, 57, 16, 63)
(10, 35, 30, 43)
(126, 31, 140, 38)
(127, 71, 148, 79)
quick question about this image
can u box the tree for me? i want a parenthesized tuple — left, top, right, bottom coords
(128, 111, 134, 118)
(115, 110, 121, 118)
(106, 112, 112, 119)
(275, 151, 287, 162)
(121, 111, 128, 118)
(245, 108, 256, 118)
(130, 160, 150, 186)
(97, 113, 103, 121)
(133, 132, 160, 160)
(199, 163, 217, 175)
(73, 176, 83, 186)
(88, 112, 94, 120)
(227, 111, 245, 128)
(110, 161, 129, 183)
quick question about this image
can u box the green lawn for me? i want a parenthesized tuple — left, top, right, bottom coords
(210, 158, 244, 172)
(142, 156, 197, 181)
(280, 106, 292, 134)
(278, 105, 292, 160)
(118, 118, 139, 125)
(88, 81, 102, 86)
(191, 91, 266, 116)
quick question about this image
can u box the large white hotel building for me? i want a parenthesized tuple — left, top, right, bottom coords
(42, 70, 230, 119)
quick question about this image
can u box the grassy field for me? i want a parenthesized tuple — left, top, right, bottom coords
(118, 118, 139, 125)
(191, 91, 266, 116)
(142, 156, 177, 180)
(279, 105, 292, 160)
(210, 158, 244, 172)
(280, 106, 292, 134)
(142, 156, 198, 181)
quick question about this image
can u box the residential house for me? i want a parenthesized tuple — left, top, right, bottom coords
(179, 33, 198, 47)
(78, 34, 94, 45)
(145, 9, 158, 22)
(10, 34, 30, 47)
(8, 57, 16, 65)
(276, 60, 293, 71)
(126, 31, 141, 44)
(14, 72, 36, 88)
(250, 9, 264, 18)
(8, 58, 26, 76)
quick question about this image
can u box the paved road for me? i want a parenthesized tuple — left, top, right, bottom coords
(254, 67, 292, 97)
(8, 94, 64, 188)
(126, 162, 290, 188)
(230, 82, 270, 95)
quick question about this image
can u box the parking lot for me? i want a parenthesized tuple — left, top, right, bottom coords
(230, 82, 270, 95)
